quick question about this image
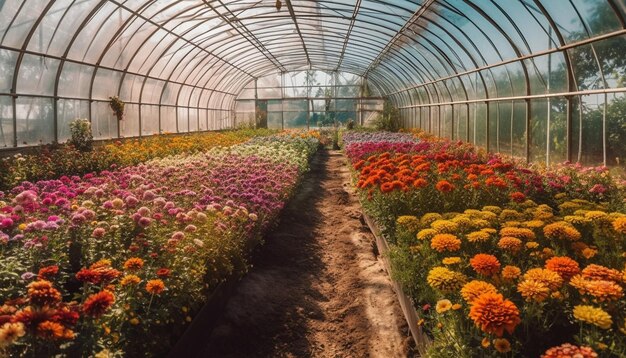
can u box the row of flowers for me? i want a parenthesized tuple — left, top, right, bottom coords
(0, 132, 319, 356)
(343, 130, 626, 357)
(0, 129, 275, 191)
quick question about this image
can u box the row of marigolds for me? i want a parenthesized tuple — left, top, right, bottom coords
(343, 131, 626, 357)
(0, 132, 319, 357)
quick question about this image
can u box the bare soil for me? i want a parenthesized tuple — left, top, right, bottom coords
(199, 149, 410, 358)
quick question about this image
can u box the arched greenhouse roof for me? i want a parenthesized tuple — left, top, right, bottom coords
(1, 0, 625, 165)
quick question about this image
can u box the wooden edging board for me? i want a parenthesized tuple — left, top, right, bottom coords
(362, 212, 431, 356)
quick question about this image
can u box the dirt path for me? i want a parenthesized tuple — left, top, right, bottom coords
(199, 149, 410, 358)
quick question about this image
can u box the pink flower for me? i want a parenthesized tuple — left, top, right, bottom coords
(92, 228, 106, 238)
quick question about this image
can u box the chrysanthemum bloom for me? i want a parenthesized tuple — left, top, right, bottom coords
(569, 275, 623, 302)
(564, 215, 591, 225)
(572, 305, 612, 329)
(0, 322, 25, 346)
(523, 220, 545, 229)
(499, 227, 536, 240)
(83, 290, 115, 318)
(581, 264, 622, 282)
(430, 220, 459, 233)
(467, 231, 490, 243)
(510, 191, 526, 203)
(545, 256, 580, 280)
(461, 280, 497, 303)
(541, 343, 598, 358)
(584, 211, 608, 220)
(613, 217, 626, 234)
(123, 257, 144, 271)
(499, 209, 523, 222)
(482, 206, 502, 214)
(442, 257, 462, 265)
(37, 265, 59, 280)
(497, 237, 522, 253)
(146, 279, 166, 295)
(28, 280, 62, 306)
(396, 216, 420, 233)
(517, 279, 550, 302)
(435, 180, 455, 193)
(36, 321, 66, 340)
(525, 241, 539, 250)
(431, 234, 461, 252)
(523, 268, 563, 291)
(494, 338, 512, 353)
(469, 293, 521, 337)
(501, 265, 521, 281)
(427, 266, 467, 293)
(470, 254, 501, 276)
(417, 228, 437, 241)
(120, 274, 141, 287)
(436, 299, 452, 313)
(543, 222, 581, 241)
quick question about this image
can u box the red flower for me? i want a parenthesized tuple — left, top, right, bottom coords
(435, 180, 455, 193)
(509, 191, 526, 203)
(37, 266, 59, 280)
(83, 291, 115, 318)
(156, 268, 171, 278)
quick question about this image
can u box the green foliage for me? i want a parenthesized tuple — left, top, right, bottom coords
(68, 119, 94, 152)
(109, 96, 125, 121)
(372, 100, 400, 132)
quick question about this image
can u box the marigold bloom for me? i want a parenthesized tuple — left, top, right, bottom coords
(541, 343, 598, 358)
(123, 257, 144, 271)
(470, 254, 501, 276)
(120, 274, 141, 287)
(36, 321, 66, 340)
(509, 191, 526, 203)
(396, 216, 420, 232)
(523, 268, 563, 291)
(494, 338, 512, 353)
(543, 222, 581, 241)
(146, 279, 166, 295)
(467, 231, 491, 243)
(0, 322, 25, 346)
(461, 280, 497, 303)
(427, 266, 467, 293)
(581, 264, 622, 282)
(501, 265, 521, 281)
(430, 234, 461, 253)
(421, 213, 443, 226)
(435, 180, 455, 193)
(430, 220, 459, 233)
(28, 280, 62, 306)
(442, 257, 462, 265)
(572, 305, 612, 329)
(416, 228, 437, 240)
(37, 266, 59, 280)
(469, 293, 521, 337)
(436, 299, 452, 313)
(499, 227, 535, 240)
(545, 256, 580, 280)
(523, 220, 545, 228)
(517, 279, 550, 302)
(613, 217, 626, 234)
(380, 182, 394, 193)
(83, 290, 115, 318)
(497, 237, 522, 253)
(569, 275, 623, 302)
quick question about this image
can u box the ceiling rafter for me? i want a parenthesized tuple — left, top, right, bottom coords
(334, 0, 362, 72)
(284, 0, 311, 67)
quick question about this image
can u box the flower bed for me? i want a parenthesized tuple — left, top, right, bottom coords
(343, 130, 626, 357)
(0, 132, 318, 356)
(0, 129, 275, 191)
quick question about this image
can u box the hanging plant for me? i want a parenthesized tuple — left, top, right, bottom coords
(109, 96, 125, 121)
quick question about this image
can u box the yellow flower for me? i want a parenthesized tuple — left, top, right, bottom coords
(461, 280, 497, 303)
(494, 338, 512, 353)
(564, 215, 591, 225)
(543, 222, 581, 241)
(573, 305, 612, 329)
(471, 219, 490, 229)
(482, 206, 502, 214)
(120, 274, 141, 287)
(452, 304, 462, 310)
(585, 211, 608, 220)
(525, 242, 539, 249)
(523, 220, 545, 228)
(523, 268, 563, 291)
(427, 267, 467, 293)
(436, 299, 452, 313)
(421, 213, 443, 226)
(467, 231, 491, 243)
(18, 223, 27, 231)
(517, 280, 550, 302)
(417, 229, 437, 241)
(0, 322, 25, 347)
(442, 257, 462, 265)
(481, 228, 497, 234)
(500, 227, 536, 240)
(431, 220, 459, 233)
(396, 216, 420, 232)
(500, 209, 522, 221)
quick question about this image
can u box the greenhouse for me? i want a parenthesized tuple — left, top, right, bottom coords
(0, 1, 625, 357)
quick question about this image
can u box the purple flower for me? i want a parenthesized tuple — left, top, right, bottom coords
(21, 272, 36, 281)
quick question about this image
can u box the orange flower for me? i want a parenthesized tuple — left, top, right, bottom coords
(120, 274, 141, 287)
(545, 256, 580, 280)
(469, 293, 521, 337)
(83, 291, 115, 318)
(517, 279, 550, 302)
(543, 222, 581, 241)
(461, 280, 497, 303)
(523, 268, 563, 291)
(146, 279, 166, 295)
(497, 237, 522, 253)
(499, 227, 535, 240)
(123, 257, 145, 271)
(435, 180, 455, 193)
(501, 265, 521, 281)
(569, 275, 623, 302)
(430, 234, 461, 252)
(380, 182, 394, 193)
(470, 254, 501, 276)
(612, 217, 626, 234)
(36, 321, 66, 340)
(494, 338, 512, 353)
(37, 266, 59, 280)
(581, 264, 622, 282)
(412, 178, 428, 188)
(27, 280, 62, 306)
